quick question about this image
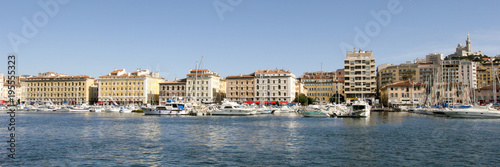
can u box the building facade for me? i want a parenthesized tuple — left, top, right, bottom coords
(477, 62, 500, 88)
(344, 49, 376, 104)
(26, 72, 95, 104)
(98, 69, 164, 105)
(159, 78, 186, 104)
(225, 74, 255, 102)
(185, 69, 220, 103)
(254, 69, 296, 103)
(379, 81, 425, 107)
(302, 71, 343, 105)
(377, 62, 418, 89)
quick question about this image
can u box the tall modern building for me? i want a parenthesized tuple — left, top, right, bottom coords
(98, 69, 164, 105)
(254, 69, 296, 103)
(344, 49, 376, 104)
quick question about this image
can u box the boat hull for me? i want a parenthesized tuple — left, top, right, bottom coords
(301, 111, 329, 117)
(211, 109, 256, 116)
(142, 108, 188, 115)
(444, 110, 500, 118)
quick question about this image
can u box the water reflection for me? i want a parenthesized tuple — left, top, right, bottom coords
(2, 112, 500, 166)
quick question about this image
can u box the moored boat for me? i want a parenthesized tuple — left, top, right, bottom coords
(301, 110, 329, 117)
(211, 101, 256, 116)
(443, 104, 500, 118)
(142, 102, 189, 115)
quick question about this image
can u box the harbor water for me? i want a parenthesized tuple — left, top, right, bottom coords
(1, 111, 500, 166)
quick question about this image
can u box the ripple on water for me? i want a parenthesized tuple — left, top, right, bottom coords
(1, 111, 500, 166)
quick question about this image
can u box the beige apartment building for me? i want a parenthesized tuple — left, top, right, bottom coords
(254, 69, 296, 103)
(302, 71, 345, 105)
(185, 69, 221, 103)
(344, 49, 376, 104)
(379, 80, 425, 106)
(226, 74, 255, 102)
(26, 72, 95, 104)
(377, 62, 418, 88)
(98, 69, 164, 105)
(295, 78, 307, 97)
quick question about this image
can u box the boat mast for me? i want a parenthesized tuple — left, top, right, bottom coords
(493, 58, 497, 103)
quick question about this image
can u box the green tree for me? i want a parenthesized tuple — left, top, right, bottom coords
(294, 93, 315, 105)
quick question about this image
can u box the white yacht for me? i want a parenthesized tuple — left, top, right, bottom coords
(336, 101, 371, 117)
(443, 104, 500, 118)
(211, 101, 256, 116)
(142, 102, 189, 115)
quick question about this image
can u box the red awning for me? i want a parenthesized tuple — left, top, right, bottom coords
(280, 101, 288, 103)
(244, 101, 254, 104)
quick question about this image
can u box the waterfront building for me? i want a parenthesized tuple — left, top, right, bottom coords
(295, 78, 307, 97)
(98, 69, 164, 105)
(0, 73, 4, 103)
(379, 80, 425, 107)
(475, 84, 500, 104)
(26, 72, 95, 104)
(2, 76, 28, 104)
(159, 78, 186, 104)
(344, 49, 376, 104)
(376, 63, 394, 90)
(89, 80, 99, 104)
(219, 78, 227, 94)
(477, 61, 500, 88)
(254, 69, 296, 103)
(302, 71, 344, 105)
(185, 69, 220, 103)
(377, 62, 418, 89)
(225, 74, 255, 102)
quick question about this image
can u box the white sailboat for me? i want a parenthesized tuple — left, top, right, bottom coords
(444, 59, 500, 118)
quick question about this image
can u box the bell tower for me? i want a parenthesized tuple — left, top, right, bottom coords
(466, 34, 471, 52)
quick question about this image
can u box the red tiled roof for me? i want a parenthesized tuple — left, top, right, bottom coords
(190, 69, 209, 72)
(27, 75, 92, 80)
(255, 69, 290, 74)
(187, 73, 217, 76)
(110, 69, 125, 73)
(160, 81, 186, 84)
(226, 75, 254, 79)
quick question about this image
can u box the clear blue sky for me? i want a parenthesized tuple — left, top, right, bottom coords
(1, 0, 499, 80)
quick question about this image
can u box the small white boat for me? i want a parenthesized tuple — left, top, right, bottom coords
(69, 104, 90, 112)
(211, 101, 256, 116)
